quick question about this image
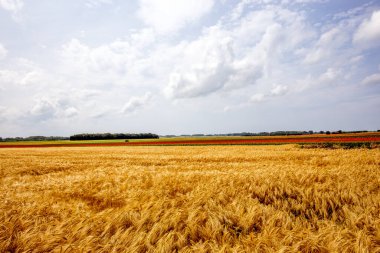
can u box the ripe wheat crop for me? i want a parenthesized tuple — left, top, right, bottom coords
(0, 145, 379, 252)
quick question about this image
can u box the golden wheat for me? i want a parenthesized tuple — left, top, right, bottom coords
(0, 145, 379, 252)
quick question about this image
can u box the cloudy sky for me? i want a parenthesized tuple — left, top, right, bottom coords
(0, 0, 379, 137)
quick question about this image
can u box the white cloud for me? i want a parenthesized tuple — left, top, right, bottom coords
(71, 89, 102, 100)
(349, 55, 364, 64)
(122, 92, 152, 114)
(0, 106, 9, 120)
(29, 98, 58, 121)
(130, 28, 156, 47)
(353, 10, 380, 48)
(27, 95, 81, 121)
(2, 0, 380, 135)
(90, 108, 113, 119)
(138, 0, 214, 33)
(361, 73, 380, 86)
(250, 93, 265, 103)
(232, 0, 328, 9)
(165, 29, 235, 98)
(62, 107, 79, 118)
(0, 43, 7, 60)
(85, 0, 113, 8)
(270, 85, 288, 96)
(304, 27, 347, 64)
(165, 6, 312, 99)
(283, 0, 328, 3)
(229, 0, 250, 21)
(0, 105, 20, 122)
(61, 39, 131, 86)
(333, 2, 371, 21)
(60, 30, 156, 88)
(248, 85, 288, 104)
(0, 70, 18, 84)
(19, 71, 45, 86)
(0, 0, 23, 13)
(319, 68, 342, 82)
(0, 59, 48, 89)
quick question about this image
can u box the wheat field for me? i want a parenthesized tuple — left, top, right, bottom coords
(0, 145, 379, 252)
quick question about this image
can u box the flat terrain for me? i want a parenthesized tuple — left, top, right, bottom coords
(1, 132, 379, 147)
(0, 145, 379, 252)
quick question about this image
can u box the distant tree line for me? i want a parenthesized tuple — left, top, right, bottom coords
(0, 136, 69, 142)
(161, 130, 373, 138)
(69, 133, 159, 141)
(193, 131, 315, 136)
(220, 130, 368, 136)
(1, 130, 377, 142)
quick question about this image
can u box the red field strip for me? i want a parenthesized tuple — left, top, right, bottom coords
(123, 137, 380, 146)
(1, 136, 379, 148)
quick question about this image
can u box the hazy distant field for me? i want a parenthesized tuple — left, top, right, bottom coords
(1, 145, 379, 252)
(1, 132, 379, 147)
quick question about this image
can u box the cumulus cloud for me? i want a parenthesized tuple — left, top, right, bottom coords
(61, 38, 131, 74)
(319, 68, 342, 82)
(165, 30, 235, 98)
(138, 0, 214, 33)
(90, 108, 113, 119)
(62, 107, 79, 118)
(232, 0, 328, 13)
(304, 27, 347, 64)
(0, 43, 7, 60)
(29, 98, 58, 121)
(270, 85, 288, 96)
(164, 6, 312, 99)
(27, 96, 80, 121)
(353, 10, 380, 48)
(0, 59, 48, 89)
(1, 0, 379, 135)
(361, 73, 380, 86)
(0, 106, 9, 120)
(85, 0, 113, 8)
(60, 29, 157, 88)
(60, 38, 130, 87)
(0, 70, 18, 85)
(0, 0, 23, 13)
(19, 70, 45, 86)
(122, 92, 152, 114)
(250, 93, 265, 103)
(349, 55, 364, 64)
(282, 0, 328, 4)
(248, 85, 288, 104)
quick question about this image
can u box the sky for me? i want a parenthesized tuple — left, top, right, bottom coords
(0, 0, 380, 137)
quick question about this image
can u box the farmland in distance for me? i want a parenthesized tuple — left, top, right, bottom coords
(1, 145, 379, 252)
(1, 131, 380, 148)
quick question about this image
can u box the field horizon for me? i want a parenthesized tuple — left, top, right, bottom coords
(1, 131, 379, 148)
